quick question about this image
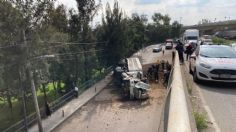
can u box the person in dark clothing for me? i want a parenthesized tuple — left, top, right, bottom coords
(154, 64, 159, 82)
(147, 67, 153, 80)
(176, 40, 184, 64)
(164, 69, 171, 84)
(45, 101, 51, 116)
(185, 43, 193, 61)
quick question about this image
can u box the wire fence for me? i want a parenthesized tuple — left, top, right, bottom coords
(3, 66, 113, 132)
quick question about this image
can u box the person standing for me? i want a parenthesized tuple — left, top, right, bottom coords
(74, 86, 78, 98)
(45, 101, 51, 117)
(154, 64, 159, 83)
(176, 40, 184, 64)
(185, 43, 193, 61)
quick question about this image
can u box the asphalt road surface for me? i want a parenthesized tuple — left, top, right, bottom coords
(196, 81, 236, 132)
(53, 44, 173, 132)
(184, 57, 236, 132)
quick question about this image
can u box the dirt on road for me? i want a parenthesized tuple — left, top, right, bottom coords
(53, 80, 166, 132)
(53, 45, 172, 132)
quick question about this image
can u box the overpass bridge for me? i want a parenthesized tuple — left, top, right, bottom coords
(183, 20, 236, 35)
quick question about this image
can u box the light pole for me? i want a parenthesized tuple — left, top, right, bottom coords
(179, 17, 182, 25)
(26, 54, 56, 132)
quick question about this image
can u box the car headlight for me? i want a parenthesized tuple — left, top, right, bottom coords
(200, 62, 211, 69)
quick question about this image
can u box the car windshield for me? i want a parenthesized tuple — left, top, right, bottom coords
(200, 46, 236, 58)
(187, 36, 198, 40)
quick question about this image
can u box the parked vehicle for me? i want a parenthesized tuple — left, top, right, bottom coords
(165, 39, 173, 49)
(153, 45, 162, 52)
(166, 39, 173, 43)
(183, 29, 199, 48)
(189, 45, 236, 83)
(165, 42, 173, 49)
(200, 35, 213, 45)
(214, 30, 236, 39)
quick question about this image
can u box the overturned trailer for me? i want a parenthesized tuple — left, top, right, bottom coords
(114, 57, 150, 99)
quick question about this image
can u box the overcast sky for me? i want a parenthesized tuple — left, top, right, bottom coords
(57, 0, 236, 26)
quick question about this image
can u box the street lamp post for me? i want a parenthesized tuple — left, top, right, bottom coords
(23, 30, 56, 132)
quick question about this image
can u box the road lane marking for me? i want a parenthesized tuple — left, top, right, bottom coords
(195, 84, 221, 132)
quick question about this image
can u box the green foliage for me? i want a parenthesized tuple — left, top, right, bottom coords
(212, 37, 236, 45)
(0, 0, 183, 130)
(194, 112, 208, 132)
(99, 2, 129, 65)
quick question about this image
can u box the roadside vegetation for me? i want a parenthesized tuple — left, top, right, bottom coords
(212, 37, 236, 45)
(0, 0, 182, 130)
(194, 112, 208, 132)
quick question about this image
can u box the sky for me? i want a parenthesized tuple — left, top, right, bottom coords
(57, 0, 236, 26)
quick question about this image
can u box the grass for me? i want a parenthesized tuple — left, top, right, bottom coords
(0, 82, 64, 131)
(212, 37, 236, 45)
(194, 112, 208, 132)
(0, 67, 109, 130)
(0, 69, 106, 130)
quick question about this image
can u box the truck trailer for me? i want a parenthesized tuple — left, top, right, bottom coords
(114, 57, 150, 99)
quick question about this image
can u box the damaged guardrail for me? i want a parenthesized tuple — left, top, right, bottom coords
(167, 52, 191, 132)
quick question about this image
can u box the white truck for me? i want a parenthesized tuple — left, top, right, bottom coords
(183, 29, 199, 48)
(114, 57, 150, 99)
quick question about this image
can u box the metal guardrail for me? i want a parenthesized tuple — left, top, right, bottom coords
(167, 52, 191, 132)
(3, 66, 113, 132)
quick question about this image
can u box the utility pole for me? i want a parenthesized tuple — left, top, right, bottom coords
(19, 69, 28, 132)
(23, 30, 43, 132)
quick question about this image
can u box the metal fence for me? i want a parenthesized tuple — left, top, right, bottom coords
(3, 66, 113, 132)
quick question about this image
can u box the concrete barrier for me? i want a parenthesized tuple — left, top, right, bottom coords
(167, 52, 191, 132)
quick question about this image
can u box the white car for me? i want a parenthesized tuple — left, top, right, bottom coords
(165, 42, 173, 49)
(153, 46, 162, 52)
(189, 45, 236, 83)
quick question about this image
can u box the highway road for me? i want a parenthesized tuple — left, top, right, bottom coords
(196, 81, 236, 132)
(53, 44, 173, 132)
(184, 59, 236, 132)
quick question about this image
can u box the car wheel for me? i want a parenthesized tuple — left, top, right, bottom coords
(193, 69, 200, 83)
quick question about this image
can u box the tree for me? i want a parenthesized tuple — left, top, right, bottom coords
(171, 21, 182, 38)
(100, 2, 128, 66)
(148, 13, 172, 43)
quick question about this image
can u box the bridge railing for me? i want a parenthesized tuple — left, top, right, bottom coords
(3, 66, 113, 132)
(158, 52, 192, 132)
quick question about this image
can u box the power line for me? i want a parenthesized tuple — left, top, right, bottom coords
(31, 49, 105, 60)
(39, 41, 107, 45)
(0, 41, 107, 49)
(37, 41, 107, 49)
(0, 43, 26, 49)
(0, 49, 105, 69)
